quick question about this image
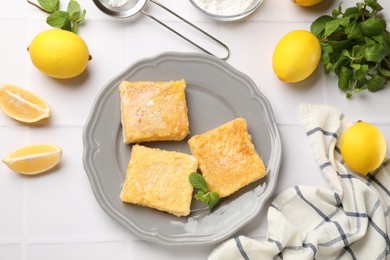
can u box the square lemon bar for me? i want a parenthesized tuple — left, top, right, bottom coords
(120, 144, 198, 217)
(188, 118, 266, 198)
(119, 79, 189, 144)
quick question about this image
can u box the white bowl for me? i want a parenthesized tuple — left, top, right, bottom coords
(189, 0, 264, 21)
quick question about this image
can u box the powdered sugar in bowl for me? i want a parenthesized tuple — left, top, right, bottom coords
(189, 0, 264, 21)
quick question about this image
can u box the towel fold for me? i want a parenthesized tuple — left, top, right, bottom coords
(209, 103, 390, 260)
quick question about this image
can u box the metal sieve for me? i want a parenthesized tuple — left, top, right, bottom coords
(93, 0, 230, 60)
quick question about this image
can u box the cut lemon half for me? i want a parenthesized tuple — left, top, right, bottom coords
(3, 144, 62, 175)
(0, 84, 50, 123)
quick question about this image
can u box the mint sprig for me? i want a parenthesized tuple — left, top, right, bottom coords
(310, 0, 389, 98)
(38, 0, 59, 12)
(189, 172, 220, 210)
(27, 0, 86, 34)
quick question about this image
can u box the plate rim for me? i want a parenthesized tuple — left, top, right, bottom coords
(82, 51, 282, 246)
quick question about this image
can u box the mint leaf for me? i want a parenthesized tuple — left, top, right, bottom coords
(367, 75, 386, 92)
(208, 192, 220, 210)
(344, 7, 360, 18)
(353, 64, 369, 80)
(379, 63, 390, 77)
(364, 44, 386, 62)
(332, 3, 342, 18)
(194, 191, 207, 202)
(77, 9, 86, 23)
(325, 17, 350, 37)
(47, 11, 70, 29)
(310, 15, 332, 38)
(345, 22, 363, 40)
(365, 0, 383, 12)
(189, 172, 220, 210)
(189, 172, 208, 193)
(38, 0, 59, 12)
(331, 55, 348, 71)
(68, 0, 81, 19)
(327, 40, 351, 54)
(365, 0, 378, 6)
(372, 33, 390, 55)
(194, 191, 220, 210)
(356, 2, 366, 12)
(29, 0, 86, 34)
(68, 1, 86, 33)
(360, 18, 387, 37)
(320, 42, 333, 55)
(351, 45, 364, 62)
(338, 66, 353, 91)
(350, 63, 361, 71)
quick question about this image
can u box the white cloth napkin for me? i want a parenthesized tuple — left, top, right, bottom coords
(209, 103, 390, 260)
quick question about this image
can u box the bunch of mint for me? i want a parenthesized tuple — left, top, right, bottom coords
(189, 172, 220, 210)
(310, 0, 390, 98)
(27, 0, 86, 34)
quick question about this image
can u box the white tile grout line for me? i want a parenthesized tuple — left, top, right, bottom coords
(20, 180, 28, 260)
(22, 239, 129, 246)
(20, 126, 30, 260)
(126, 240, 133, 260)
(0, 124, 86, 128)
(0, 238, 131, 246)
(2, 13, 388, 25)
(0, 241, 21, 245)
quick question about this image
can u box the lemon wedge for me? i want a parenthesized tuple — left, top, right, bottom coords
(3, 144, 62, 175)
(0, 84, 50, 123)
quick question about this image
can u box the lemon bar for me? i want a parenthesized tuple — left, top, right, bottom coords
(120, 144, 198, 217)
(119, 79, 189, 144)
(188, 118, 266, 198)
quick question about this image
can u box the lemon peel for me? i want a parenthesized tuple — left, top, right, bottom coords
(272, 30, 321, 83)
(28, 29, 91, 79)
(293, 0, 322, 7)
(340, 121, 386, 175)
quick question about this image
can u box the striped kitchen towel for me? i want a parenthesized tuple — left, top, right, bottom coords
(209, 103, 390, 260)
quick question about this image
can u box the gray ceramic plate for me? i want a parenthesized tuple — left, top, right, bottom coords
(83, 52, 282, 246)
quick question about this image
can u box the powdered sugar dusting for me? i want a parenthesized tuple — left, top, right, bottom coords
(192, 0, 255, 16)
(108, 0, 129, 8)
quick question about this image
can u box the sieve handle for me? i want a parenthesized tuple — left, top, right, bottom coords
(141, 0, 230, 60)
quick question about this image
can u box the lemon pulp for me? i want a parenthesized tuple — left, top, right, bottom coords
(3, 144, 62, 175)
(0, 84, 50, 123)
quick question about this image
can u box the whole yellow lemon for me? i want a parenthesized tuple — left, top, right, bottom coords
(292, 0, 323, 7)
(28, 29, 91, 79)
(340, 121, 387, 175)
(272, 30, 321, 83)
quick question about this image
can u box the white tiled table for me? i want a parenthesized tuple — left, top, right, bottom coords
(1, 0, 390, 259)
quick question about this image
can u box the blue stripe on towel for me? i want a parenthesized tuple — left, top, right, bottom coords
(268, 238, 284, 259)
(295, 186, 349, 247)
(306, 127, 338, 139)
(235, 237, 250, 260)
